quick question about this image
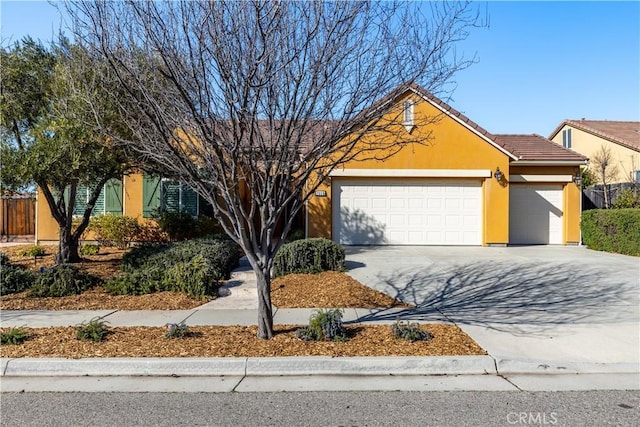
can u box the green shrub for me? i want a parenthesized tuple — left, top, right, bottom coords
(75, 317, 109, 342)
(284, 229, 305, 243)
(0, 264, 37, 295)
(80, 244, 100, 256)
(163, 255, 218, 299)
(392, 321, 433, 342)
(0, 252, 9, 265)
(296, 308, 348, 342)
(104, 266, 164, 295)
(582, 209, 640, 256)
(29, 265, 98, 297)
(612, 188, 640, 209)
(0, 327, 29, 345)
(165, 322, 188, 339)
(89, 214, 141, 249)
(109, 237, 241, 297)
(273, 238, 345, 277)
(17, 245, 46, 257)
(155, 211, 222, 241)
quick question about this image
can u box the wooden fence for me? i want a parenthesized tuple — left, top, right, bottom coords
(1, 197, 36, 238)
(582, 183, 639, 210)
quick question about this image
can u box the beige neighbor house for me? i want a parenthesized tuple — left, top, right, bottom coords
(549, 120, 640, 183)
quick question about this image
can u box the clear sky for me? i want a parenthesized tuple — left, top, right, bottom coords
(2, 1, 639, 136)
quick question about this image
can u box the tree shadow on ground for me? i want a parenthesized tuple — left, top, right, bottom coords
(354, 260, 637, 336)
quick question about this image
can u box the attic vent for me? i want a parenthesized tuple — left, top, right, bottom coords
(402, 100, 415, 133)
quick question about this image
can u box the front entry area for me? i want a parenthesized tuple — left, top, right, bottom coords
(332, 179, 482, 245)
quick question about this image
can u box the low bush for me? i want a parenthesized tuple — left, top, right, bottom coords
(0, 264, 37, 295)
(103, 266, 165, 296)
(89, 214, 141, 249)
(612, 188, 640, 209)
(392, 321, 433, 342)
(155, 212, 222, 242)
(163, 255, 218, 299)
(0, 252, 9, 265)
(17, 245, 46, 257)
(75, 317, 109, 342)
(582, 209, 640, 256)
(29, 265, 98, 297)
(273, 238, 345, 277)
(296, 308, 348, 342)
(165, 322, 188, 339)
(107, 237, 241, 298)
(0, 327, 29, 345)
(80, 244, 100, 256)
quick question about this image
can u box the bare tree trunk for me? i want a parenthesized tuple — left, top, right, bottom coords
(602, 173, 610, 209)
(57, 225, 81, 264)
(255, 267, 274, 339)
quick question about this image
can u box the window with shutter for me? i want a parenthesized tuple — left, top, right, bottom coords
(182, 185, 199, 217)
(104, 179, 123, 215)
(162, 180, 181, 212)
(143, 173, 162, 218)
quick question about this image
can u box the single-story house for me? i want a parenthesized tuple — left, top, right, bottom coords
(36, 84, 587, 246)
(548, 120, 640, 183)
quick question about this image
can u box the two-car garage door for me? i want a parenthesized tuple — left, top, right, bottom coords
(333, 180, 482, 245)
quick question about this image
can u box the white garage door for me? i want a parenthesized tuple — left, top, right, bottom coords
(333, 180, 482, 245)
(509, 184, 563, 244)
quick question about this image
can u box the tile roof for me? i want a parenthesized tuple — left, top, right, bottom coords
(549, 120, 640, 152)
(493, 134, 588, 162)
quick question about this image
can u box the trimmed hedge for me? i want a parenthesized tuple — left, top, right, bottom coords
(273, 238, 345, 277)
(582, 209, 640, 256)
(106, 237, 241, 299)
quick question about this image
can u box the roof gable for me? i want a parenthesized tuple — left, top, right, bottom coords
(549, 120, 640, 153)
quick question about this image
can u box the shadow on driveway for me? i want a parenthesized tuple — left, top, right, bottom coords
(354, 260, 636, 336)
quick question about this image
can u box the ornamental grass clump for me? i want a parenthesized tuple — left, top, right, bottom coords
(165, 322, 189, 339)
(392, 320, 433, 342)
(296, 308, 348, 342)
(0, 327, 29, 345)
(75, 317, 110, 342)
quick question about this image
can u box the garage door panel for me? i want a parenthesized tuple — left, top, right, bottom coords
(510, 184, 563, 245)
(334, 180, 482, 245)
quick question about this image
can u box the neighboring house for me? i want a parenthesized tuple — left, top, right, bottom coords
(36, 84, 587, 246)
(548, 120, 640, 183)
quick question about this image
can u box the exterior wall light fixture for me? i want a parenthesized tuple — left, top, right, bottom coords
(573, 174, 583, 186)
(494, 167, 504, 181)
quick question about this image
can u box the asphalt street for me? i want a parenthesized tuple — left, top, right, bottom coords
(1, 390, 638, 426)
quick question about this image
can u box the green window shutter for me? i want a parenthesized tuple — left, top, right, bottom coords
(162, 180, 181, 213)
(104, 178, 123, 215)
(182, 184, 198, 217)
(93, 187, 105, 216)
(143, 173, 162, 218)
(73, 185, 88, 216)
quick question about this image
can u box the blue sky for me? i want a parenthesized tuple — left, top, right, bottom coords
(2, 1, 638, 135)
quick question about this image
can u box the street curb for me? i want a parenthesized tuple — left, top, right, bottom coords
(1, 356, 496, 377)
(496, 358, 640, 375)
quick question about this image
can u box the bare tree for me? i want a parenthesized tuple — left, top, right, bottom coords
(66, 0, 483, 338)
(591, 145, 620, 208)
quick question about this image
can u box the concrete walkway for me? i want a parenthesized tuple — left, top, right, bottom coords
(1, 247, 639, 392)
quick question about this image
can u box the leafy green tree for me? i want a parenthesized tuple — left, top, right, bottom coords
(1, 38, 132, 263)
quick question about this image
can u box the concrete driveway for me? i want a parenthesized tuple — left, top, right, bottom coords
(345, 246, 639, 374)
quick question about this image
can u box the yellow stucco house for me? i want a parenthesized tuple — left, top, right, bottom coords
(549, 120, 640, 183)
(36, 84, 587, 246)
